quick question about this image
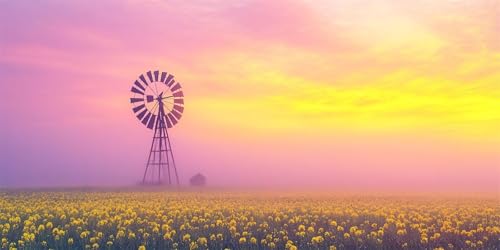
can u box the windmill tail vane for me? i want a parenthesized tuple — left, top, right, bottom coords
(129, 70, 184, 185)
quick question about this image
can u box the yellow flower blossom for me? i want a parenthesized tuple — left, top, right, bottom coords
(330, 221, 337, 227)
(239, 237, 246, 244)
(197, 237, 207, 246)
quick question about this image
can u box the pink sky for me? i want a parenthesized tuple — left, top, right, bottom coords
(1, 0, 499, 192)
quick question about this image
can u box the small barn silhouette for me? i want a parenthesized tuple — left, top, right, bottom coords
(189, 173, 206, 187)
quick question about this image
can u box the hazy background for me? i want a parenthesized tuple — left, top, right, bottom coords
(1, 0, 499, 192)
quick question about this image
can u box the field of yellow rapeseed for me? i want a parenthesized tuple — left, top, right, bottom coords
(0, 190, 498, 250)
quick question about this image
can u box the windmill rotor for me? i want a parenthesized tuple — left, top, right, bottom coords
(130, 70, 185, 129)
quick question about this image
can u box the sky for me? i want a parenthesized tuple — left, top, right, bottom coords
(0, 0, 499, 192)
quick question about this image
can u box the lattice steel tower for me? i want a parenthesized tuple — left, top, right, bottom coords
(129, 70, 184, 185)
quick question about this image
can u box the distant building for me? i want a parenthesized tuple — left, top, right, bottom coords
(189, 173, 206, 187)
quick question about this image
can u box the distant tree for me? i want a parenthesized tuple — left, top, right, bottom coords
(189, 173, 206, 187)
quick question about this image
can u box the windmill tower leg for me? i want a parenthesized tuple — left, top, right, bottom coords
(157, 116, 163, 184)
(143, 117, 160, 184)
(164, 127, 180, 185)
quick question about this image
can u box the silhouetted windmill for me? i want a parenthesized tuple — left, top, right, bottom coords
(130, 70, 184, 185)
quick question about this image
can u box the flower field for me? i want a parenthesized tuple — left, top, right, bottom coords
(0, 190, 498, 250)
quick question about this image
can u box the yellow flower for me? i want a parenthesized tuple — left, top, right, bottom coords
(128, 232, 136, 239)
(311, 236, 324, 244)
(377, 230, 384, 237)
(197, 237, 207, 246)
(250, 237, 257, 244)
(344, 233, 350, 239)
(116, 230, 125, 238)
(163, 232, 171, 240)
(189, 242, 198, 250)
(239, 237, 247, 244)
(216, 219, 223, 226)
(330, 220, 337, 227)
(80, 232, 88, 239)
(217, 233, 223, 241)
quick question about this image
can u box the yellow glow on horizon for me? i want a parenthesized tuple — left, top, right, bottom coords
(187, 47, 500, 143)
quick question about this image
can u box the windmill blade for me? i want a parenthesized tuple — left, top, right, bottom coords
(170, 109, 182, 120)
(146, 95, 155, 103)
(164, 114, 173, 128)
(167, 113, 178, 125)
(134, 80, 146, 91)
(174, 98, 184, 105)
(160, 72, 167, 82)
(131, 86, 144, 95)
(146, 71, 154, 83)
(173, 104, 184, 113)
(136, 109, 148, 120)
(132, 104, 145, 113)
(167, 79, 175, 88)
(153, 70, 159, 81)
(173, 91, 184, 98)
(147, 115, 156, 129)
(130, 98, 144, 103)
(139, 74, 149, 86)
(165, 74, 174, 86)
(142, 112, 152, 126)
(166, 79, 175, 87)
(170, 82, 181, 92)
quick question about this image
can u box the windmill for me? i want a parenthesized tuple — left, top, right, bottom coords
(130, 70, 184, 185)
